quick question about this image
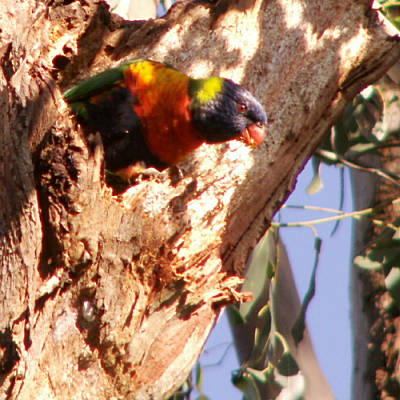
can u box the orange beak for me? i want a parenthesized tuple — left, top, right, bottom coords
(239, 122, 266, 148)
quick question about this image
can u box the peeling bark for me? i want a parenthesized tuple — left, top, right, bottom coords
(0, 0, 399, 399)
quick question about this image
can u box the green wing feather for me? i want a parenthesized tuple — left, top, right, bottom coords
(64, 59, 145, 103)
(64, 60, 145, 120)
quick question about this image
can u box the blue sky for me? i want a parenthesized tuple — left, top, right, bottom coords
(199, 159, 353, 400)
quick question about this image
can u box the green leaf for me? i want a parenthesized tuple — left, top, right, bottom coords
(330, 166, 345, 237)
(306, 158, 323, 194)
(195, 363, 204, 392)
(267, 260, 276, 280)
(244, 306, 273, 368)
(239, 229, 277, 320)
(246, 367, 269, 384)
(348, 142, 378, 154)
(270, 332, 299, 376)
(306, 171, 323, 195)
(354, 255, 383, 271)
(385, 267, 400, 307)
(332, 123, 351, 154)
(314, 236, 322, 252)
(292, 236, 321, 345)
(252, 305, 272, 357)
(277, 352, 300, 377)
(381, 2, 400, 30)
(232, 371, 261, 400)
(354, 219, 400, 274)
(228, 305, 246, 326)
(273, 331, 290, 354)
(316, 149, 340, 163)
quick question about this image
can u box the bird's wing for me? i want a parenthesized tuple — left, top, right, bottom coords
(64, 60, 144, 103)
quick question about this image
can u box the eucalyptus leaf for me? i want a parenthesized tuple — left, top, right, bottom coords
(332, 122, 352, 153)
(252, 305, 272, 358)
(228, 305, 246, 326)
(292, 237, 321, 345)
(232, 371, 261, 400)
(277, 352, 300, 377)
(238, 230, 277, 320)
(348, 142, 378, 154)
(196, 395, 211, 400)
(306, 158, 323, 194)
(246, 367, 269, 384)
(353, 255, 383, 271)
(385, 267, 400, 307)
(267, 260, 276, 280)
(382, 2, 400, 30)
(195, 363, 204, 391)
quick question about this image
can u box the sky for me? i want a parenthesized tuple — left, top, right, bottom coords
(198, 159, 353, 400)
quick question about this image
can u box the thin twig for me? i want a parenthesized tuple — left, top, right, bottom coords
(274, 198, 400, 228)
(339, 157, 400, 187)
(315, 149, 400, 187)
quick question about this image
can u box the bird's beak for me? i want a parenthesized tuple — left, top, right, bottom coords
(239, 123, 266, 148)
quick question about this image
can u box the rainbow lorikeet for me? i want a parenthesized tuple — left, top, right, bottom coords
(64, 59, 267, 181)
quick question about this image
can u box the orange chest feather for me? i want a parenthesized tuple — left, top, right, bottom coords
(124, 64, 204, 166)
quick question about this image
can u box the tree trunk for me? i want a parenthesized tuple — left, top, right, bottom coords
(352, 69, 400, 399)
(0, 0, 398, 399)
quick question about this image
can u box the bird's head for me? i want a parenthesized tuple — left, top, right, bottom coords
(189, 77, 267, 147)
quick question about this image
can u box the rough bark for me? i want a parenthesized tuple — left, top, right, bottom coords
(0, 0, 399, 399)
(352, 71, 400, 399)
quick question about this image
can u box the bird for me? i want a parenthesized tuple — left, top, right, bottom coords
(64, 59, 267, 182)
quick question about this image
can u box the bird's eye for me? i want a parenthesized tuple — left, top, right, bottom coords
(238, 103, 248, 113)
(256, 121, 264, 128)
